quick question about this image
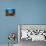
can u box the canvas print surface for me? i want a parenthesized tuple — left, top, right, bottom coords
(6, 8, 15, 16)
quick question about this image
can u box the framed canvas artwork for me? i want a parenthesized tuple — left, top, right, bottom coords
(6, 8, 15, 16)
